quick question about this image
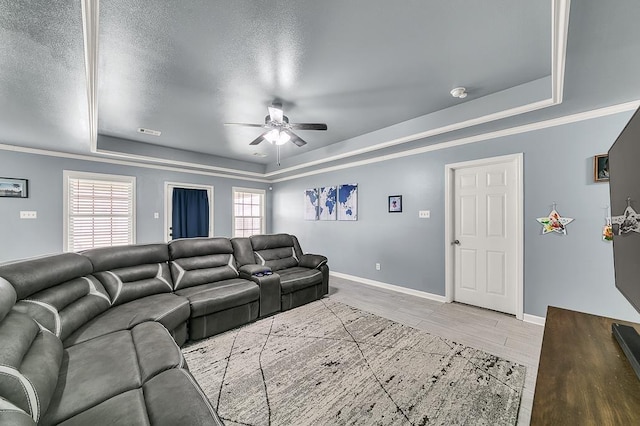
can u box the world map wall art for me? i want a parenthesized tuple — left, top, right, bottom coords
(304, 184, 358, 221)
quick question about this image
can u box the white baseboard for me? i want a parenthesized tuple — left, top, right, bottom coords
(331, 271, 547, 325)
(330, 271, 447, 303)
(523, 314, 546, 326)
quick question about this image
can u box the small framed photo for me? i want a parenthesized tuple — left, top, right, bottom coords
(594, 154, 609, 182)
(0, 177, 28, 198)
(388, 195, 402, 213)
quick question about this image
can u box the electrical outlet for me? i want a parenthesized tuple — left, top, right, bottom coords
(375, 263, 381, 271)
(419, 210, 430, 219)
(20, 211, 37, 219)
(154, 212, 160, 219)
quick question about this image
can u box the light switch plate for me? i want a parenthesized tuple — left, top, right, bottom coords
(20, 211, 37, 219)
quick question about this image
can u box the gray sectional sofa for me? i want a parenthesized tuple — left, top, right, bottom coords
(0, 234, 328, 425)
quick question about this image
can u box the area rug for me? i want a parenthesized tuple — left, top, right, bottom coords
(182, 299, 526, 426)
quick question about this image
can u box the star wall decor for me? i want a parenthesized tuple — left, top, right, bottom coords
(611, 205, 640, 235)
(537, 209, 574, 235)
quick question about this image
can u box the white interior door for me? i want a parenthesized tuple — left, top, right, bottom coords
(164, 182, 214, 241)
(452, 158, 519, 315)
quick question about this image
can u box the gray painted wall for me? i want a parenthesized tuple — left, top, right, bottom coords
(272, 111, 640, 322)
(0, 150, 271, 262)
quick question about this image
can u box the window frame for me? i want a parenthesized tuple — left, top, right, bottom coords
(63, 170, 136, 252)
(232, 186, 266, 238)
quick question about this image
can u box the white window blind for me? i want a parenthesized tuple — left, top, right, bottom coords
(64, 171, 136, 252)
(233, 187, 265, 238)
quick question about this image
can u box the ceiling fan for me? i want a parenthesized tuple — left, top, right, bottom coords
(224, 102, 327, 148)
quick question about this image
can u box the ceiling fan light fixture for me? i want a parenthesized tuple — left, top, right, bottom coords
(264, 129, 290, 145)
(275, 131, 291, 145)
(264, 129, 280, 143)
(225, 101, 325, 154)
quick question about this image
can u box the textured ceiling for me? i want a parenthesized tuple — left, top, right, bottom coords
(0, 0, 87, 151)
(0, 1, 555, 168)
(97, 0, 550, 164)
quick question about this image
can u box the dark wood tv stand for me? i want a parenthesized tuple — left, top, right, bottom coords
(531, 306, 640, 425)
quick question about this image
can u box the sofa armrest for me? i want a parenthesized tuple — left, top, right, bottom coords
(238, 265, 280, 317)
(238, 264, 272, 279)
(299, 254, 328, 270)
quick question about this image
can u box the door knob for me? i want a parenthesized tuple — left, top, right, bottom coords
(452, 239, 461, 245)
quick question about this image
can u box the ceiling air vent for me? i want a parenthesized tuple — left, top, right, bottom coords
(137, 128, 161, 136)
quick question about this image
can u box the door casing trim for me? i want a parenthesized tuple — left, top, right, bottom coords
(444, 153, 524, 320)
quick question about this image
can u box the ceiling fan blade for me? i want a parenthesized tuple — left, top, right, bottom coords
(224, 123, 265, 128)
(249, 132, 268, 145)
(287, 132, 307, 147)
(268, 105, 284, 123)
(289, 123, 328, 131)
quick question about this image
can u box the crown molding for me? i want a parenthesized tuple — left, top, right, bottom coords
(81, 0, 99, 152)
(0, 143, 270, 183)
(270, 100, 640, 182)
(96, 148, 266, 178)
(552, 0, 570, 103)
(1, 100, 638, 184)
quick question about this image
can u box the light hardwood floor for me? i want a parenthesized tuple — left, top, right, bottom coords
(328, 276, 543, 426)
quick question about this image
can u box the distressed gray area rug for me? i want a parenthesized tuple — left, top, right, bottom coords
(183, 299, 526, 426)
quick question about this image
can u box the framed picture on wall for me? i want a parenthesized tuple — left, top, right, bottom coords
(0, 177, 28, 198)
(318, 186, 337, 220)
(337, 184, 358, 220)
(304, 188, 319, 220)
(594, 154, 609, 182)
(388, 195, 402, 212)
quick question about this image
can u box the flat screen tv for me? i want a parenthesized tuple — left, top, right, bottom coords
(608, 106, 640, 380)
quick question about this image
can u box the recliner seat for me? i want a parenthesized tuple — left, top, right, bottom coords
(169, 237, 260, 339)
(248, 234, 329, 311)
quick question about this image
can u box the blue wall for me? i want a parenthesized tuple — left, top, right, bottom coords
(0, 150, 271, 262)
(272, 111, 640, 322)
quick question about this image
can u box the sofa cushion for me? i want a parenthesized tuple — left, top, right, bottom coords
(250, 233, 294, 251)
(143, 368, 223, 425)
(250, 234, 301, 271)
(63, 293, 190, 347)
(57, 389, 148, 426)
(230, 237, 255, 267)
(42, 321, 185, 425)
(83, 243, 169, 271)
(41, 330, 142, 425)
(277, 267, 324, 294)
(132, 321, 187, 381)
(254, 247, 299, 271)
(0, 253, 93, 300)
(169, 237, 232, 260)
(175, 278, 259, 317)
(83, 244, 173, 306)
(0, 310, 63, 424)
(11, 275, 111, 342)
(169, 238, 239, 291)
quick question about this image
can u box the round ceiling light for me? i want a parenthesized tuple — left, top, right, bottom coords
(450, 87, 468, 99)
